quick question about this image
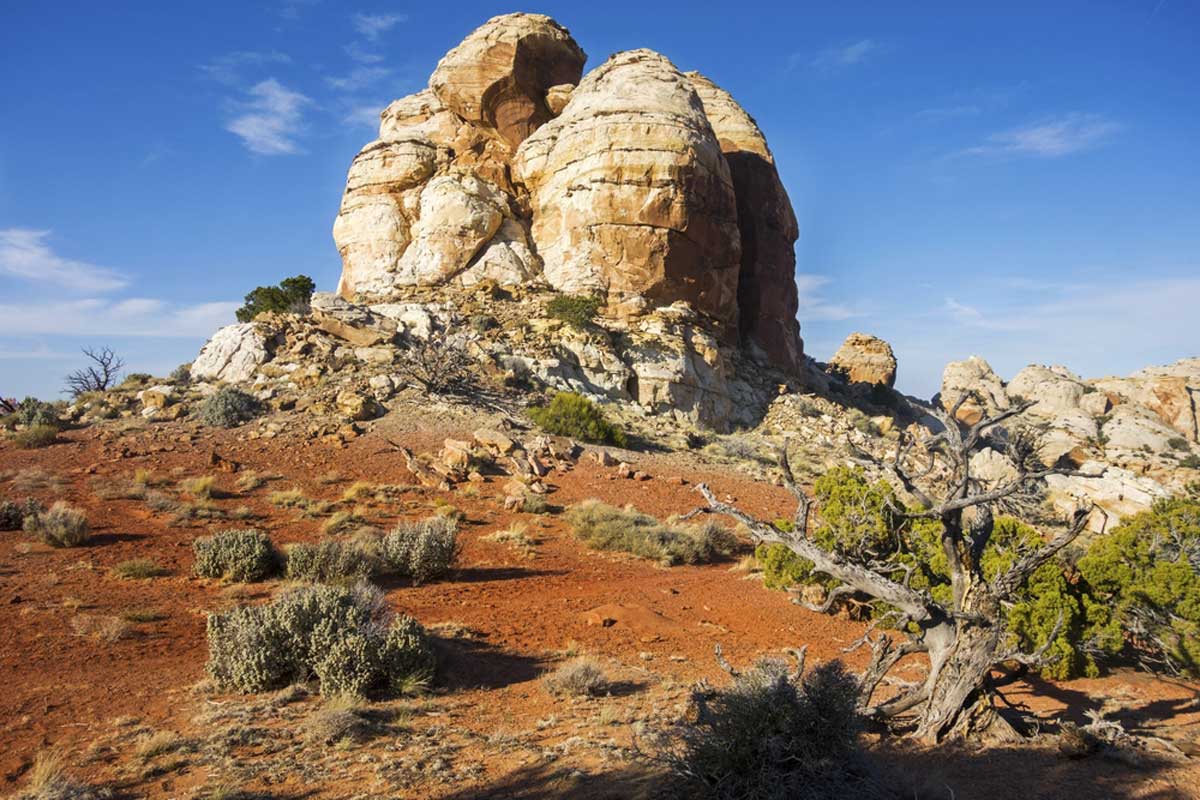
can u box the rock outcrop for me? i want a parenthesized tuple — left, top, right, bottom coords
(192, 323, 270, 384)
(428, 13, 586, 150)
(329, 12, 807, 422)
(828, 333, 896, 387)
(687, 71, 802, 371)
(937, 357, 1200, 530)
(514, 50, 742, 329)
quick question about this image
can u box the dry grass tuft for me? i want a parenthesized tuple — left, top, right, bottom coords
(112, 559, 169, 579)
(70, 614, 131, 642)
(180, 475, 219, 500)
(543, 657, 609, 697)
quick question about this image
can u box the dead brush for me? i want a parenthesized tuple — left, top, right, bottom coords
(24, 502, 90, 547)
(8, 467, 67, 493)
(543, 656, 609, 697)
(111, 558, 169, 579)
(302, 694, 376, 746)
(71, 614, 131, 642)
(180, 475, 221, 500)
(90, 476, 147, 501)
(483, 522, 538, 557)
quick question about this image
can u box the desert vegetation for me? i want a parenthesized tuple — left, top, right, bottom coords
(567, 500, 737, 566)
(205, 583, 434, 697)
(528, 392, 627, 447)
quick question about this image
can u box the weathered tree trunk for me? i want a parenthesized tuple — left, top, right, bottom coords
(913, 618, 1004, 742)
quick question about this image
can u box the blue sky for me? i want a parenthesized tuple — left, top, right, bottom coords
(2, 1, 1198, 401)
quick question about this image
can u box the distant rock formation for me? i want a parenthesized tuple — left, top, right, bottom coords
(331, 12, 804, 379)
(938, 357, 1200, 531)
(828, 333, 896, 388)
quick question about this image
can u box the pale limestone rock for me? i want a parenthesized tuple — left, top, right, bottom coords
(939, 356, 1009, 425)
(970, 447, 1019, 488)
(1046, 462, 1171, 533)
(1101, 404, 1183, 453)
(333, 139, 442, 297)
(336, 389, 380, 421)
(192, 323, 270, 384)
(514, 50, 741, 328)
(393, 174, 505, 284)
(687, 71, 803, 372)
(369, 303, 436, 339)
(456, 216, 541, 286)
(379, 89, 464, 145)
(828, 333, 896, 387)
(310, 293, 397, 347)
(545, 83, 573, 115)
(1092, 358, 1200, 442)
(1007, 365, 1087, 417)
(429, 13, 586, 149)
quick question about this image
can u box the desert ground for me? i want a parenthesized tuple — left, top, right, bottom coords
(3, 402, 1198, 800)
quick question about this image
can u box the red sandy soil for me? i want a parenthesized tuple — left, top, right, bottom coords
(2, 412, 1199, 799)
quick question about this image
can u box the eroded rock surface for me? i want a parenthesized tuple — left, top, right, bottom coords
(514, 50, 742, 328)
(828, 333, 896, 387)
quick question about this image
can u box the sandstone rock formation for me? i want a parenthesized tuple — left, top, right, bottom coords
(828, 333, 896, 387)
(329, 11, 807, 411)
(687, 71, 803, 371)
(938, 357, 1010, 425)
(429, 13, 586, 150)
(937, 357, 1200, 530)
(514, 50, 742, 328)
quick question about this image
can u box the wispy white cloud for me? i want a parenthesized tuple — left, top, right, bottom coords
(345, 41, 385, 64)
(0, 297, 240, 337)
(352, 12, 407, 40)
(0, 229, 128, 292)
(343, 102, 387, 128)
(962, 113, 1121, 158)
(279, 0, 320, 20)
(226, 78, 312, 155)
(795, 274, 866, 321)
(325, 66, 391, 91)
(810, 38, 880, 72)
(199, 50, 292, 86)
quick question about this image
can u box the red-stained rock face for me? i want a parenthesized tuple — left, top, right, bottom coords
(687, 72, 804, 373)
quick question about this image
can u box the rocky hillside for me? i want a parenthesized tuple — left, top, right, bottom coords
(184, 12, 1199, 530)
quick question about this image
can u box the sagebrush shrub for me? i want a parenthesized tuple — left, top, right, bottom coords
(193, 529, 278, 582)
(286, 539, 377, 583)
(24, 502, 90, 547)
(0, 498, 44, 530)
(657, 658, 892, 800)
(528, 392, 627, 446)
(13, 425, 61, 449)
(15, 397, 61, 429)
(206, 583, 434, 696)
(199, 387, 261, 428)
(566, 500, 737, 566)
(380, 517, 459, 584)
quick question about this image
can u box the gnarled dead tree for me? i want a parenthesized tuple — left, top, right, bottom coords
(64, 346, 125, 397)
(694, 394, 1092, 743)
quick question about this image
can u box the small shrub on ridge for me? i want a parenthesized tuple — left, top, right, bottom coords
(380, 516, 459, 584)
